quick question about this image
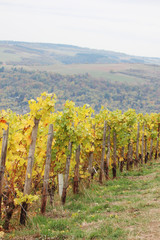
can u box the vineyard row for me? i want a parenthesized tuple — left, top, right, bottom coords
(0, 92, 160, 229)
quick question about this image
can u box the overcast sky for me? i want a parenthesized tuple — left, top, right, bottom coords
(0, 0, 160, 58)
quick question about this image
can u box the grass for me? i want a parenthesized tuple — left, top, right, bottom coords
(3, 160, 160, 239)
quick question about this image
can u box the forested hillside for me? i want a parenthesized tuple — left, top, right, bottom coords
(0, 41, 160, 113)
(0, 66, 160, 113)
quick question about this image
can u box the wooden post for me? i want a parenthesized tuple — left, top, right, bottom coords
(144, 133, 148, 163)
(105, 125, 111, 180)
(41, 124, 54, 214)
(141, 123, 144, 165)
(155, 123, 160, 159)
(0, 125, 9, 218)
(58, 174, 63, 197)
(61, 141, 72, 205)
(149, 132, 153, 161)
(135, 122, 140, 166)
(88, 151, 93, 179)
(73, 145, 80, 194)
(130, 142, 133, 168)
(99, 121, 107, 184)
(112, 130, 117, 179)
(120, 146, 125, 172)
(126, 141, 131, 171)
(88, 125, 95, 179)
(20, 118, 39, 225)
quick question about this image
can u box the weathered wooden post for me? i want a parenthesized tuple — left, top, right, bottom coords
(20, 118, 39, 225)
(41, 124, 54, 214)
(99, 121, 107, 184)
(0, 124, 9, 218)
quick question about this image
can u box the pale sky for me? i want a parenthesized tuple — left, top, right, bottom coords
(0, 0, 160, 58)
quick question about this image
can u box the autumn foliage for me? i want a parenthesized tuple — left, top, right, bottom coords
(0, 92, 160, 229)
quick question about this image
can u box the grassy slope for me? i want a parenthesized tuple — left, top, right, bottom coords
(1, 41, 160, 66)
(3, 160, 160, 240)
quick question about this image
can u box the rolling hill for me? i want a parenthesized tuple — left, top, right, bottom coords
(0, 41, 160, 113)
(1, 40, 160, 66)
